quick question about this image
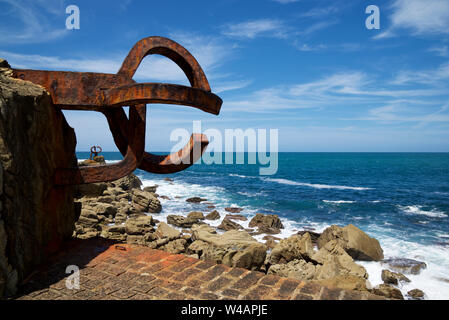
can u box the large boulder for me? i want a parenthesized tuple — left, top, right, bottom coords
(268, 259, 317, 280)
(167, 215, 202, 228)
(372, 284, 404, 300)
(125, 215, 154, 235)
(217, 218, 243, 231)
(0, 67, 78, 298)
(131, 189, 162, 213)
(312, 240, 368, 280)
(188, 225, 267, 270)
(205, 210, 220, 220)
(381, 269, 410, 285)
(317, 224, 384, 261)
(380, 258, 427, 275)
(107, 173, 142, 191)
(155, 222, 181, 240)
(266, 233, 314, 265)
(249, 213, 283, 230)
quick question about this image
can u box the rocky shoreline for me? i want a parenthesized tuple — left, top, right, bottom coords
(73, 172, 427, 300)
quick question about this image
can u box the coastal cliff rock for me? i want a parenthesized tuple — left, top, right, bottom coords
(317, 224, 384, 261)
(266, 233, 314, 265)
(249, 213, 284, 235)
(188, 224, 267, 270)
(0, 62, 77, 298)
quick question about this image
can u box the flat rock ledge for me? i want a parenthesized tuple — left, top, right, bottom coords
(14, 238, 385, 300)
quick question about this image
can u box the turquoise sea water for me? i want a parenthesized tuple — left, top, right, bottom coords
(77, 152, 449, 299)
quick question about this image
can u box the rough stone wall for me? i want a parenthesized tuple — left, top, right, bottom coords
(0, 59, 78, 298)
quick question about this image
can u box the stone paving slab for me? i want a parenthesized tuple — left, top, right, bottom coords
(14, 238, 384, 300)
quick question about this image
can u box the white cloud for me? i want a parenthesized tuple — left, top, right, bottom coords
(378, 0, 449, 39)
(221, 19, 287, 39)
(428, 46, 449, 57)
(391, 62, 449, 86)
(0, 0, 68, 43)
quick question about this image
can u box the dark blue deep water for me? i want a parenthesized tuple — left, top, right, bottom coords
(77, 152, 449, 298)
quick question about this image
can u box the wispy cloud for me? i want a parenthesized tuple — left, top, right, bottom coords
(376, 0, 449, 40)
(428, 46, 449, 57)
(0, 0, 68, 43)
(272, 0, 299, 4)
(391, 62, 449, 86)
(221, 19, 287, 39)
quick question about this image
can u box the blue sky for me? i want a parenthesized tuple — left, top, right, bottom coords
(1, 0, 449, 152)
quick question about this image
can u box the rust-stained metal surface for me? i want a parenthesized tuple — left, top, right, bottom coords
(12, 36, 222, 185)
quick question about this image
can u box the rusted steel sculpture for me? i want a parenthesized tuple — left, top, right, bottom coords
(89, 146, 103, 160)
(12, 36, 222, 185)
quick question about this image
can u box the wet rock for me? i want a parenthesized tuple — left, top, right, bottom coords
(164, 178, 173, 182)
(187, 211, 205, 220)
(407, 289, 425, 300)
(186, 197, 206, 203)
(372, 284, 404, 300)
(205, 210, 220, 220)
(267, 233, 314, 265)
(224, 214, 247, 221)
(380, 258, 427, 275)
(249, 213, 283, 229)
(143, 185, 158, 193)
(317, 224, 384, 261)
(225, 207, 243, 213)
(159, 195, 170, 200)
(217, 218, 243, 231)
(188, 225, 267, 270)
(381, 269, 410, 285)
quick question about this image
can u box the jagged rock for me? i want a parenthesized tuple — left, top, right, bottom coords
(225, 207, 243, 213)
(297, 230, 321, 245)
(225, 214, 247, 221)
(160, 239, 187, 254)
(76, 182, 108, 198)
(125, 215, 154, 235)
(380, 258, 427, 275)
(187, 211, 205, 220)
(205, 210, 220, 220)
(167, 215, 202, 228)
(131, 189, 162, 213)
(266, 233, 314, 265)
(381, 269, 410, 285)
(186, 197, 206, 203)
(218, 218, 243, 231)
(268, 259, 317, 280)
(317, 224, 384, 261)
(155, 222, 180, 240)
(372, 284, 404, 300)
(316, 275, 370, 292)
(312, 240, 368, 280)
(93, 203, 117, 217)
(249, 213, 283, 230)
(188, 225, 267, 270)
(265, 238, 278, 250)
(143, 185, 158, 193)
(108, 173, 142, 191)
(407, 289, 425, 300)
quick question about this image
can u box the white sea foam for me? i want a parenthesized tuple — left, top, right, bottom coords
(264, 178, 372, 191)
(398, 205, 448, 218)
(323, 200, 356, 204)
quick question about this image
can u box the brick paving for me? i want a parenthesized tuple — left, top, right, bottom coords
(14, 238, 384, 300)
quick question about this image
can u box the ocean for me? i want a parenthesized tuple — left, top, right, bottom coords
(78, 152, 449, 299)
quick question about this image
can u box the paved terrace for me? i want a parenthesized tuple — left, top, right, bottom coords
(15, 238, 384, 300)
